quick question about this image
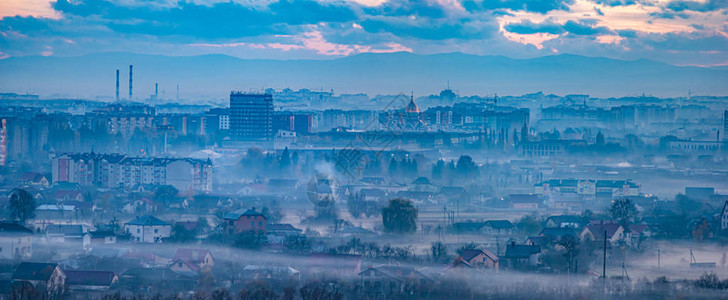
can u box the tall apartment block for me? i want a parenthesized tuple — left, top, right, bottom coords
(229, 92, 273, 141)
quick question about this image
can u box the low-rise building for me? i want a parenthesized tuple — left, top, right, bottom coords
(12, 262, 66, 296)
(359, 265, 432, 294)
(0, 222, 33, 259)
(124, 216, 171, 243)
(223, 208, 267, 234)
(456, 249, 499, 271)
(502, 242, 541, 269)
(63, 270, 117, 291)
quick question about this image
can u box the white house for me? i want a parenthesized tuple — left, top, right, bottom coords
(124, 216, 171, 243)
(0, 222, 33, 259)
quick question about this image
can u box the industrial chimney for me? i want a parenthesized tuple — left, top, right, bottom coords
(115, 69, 119, 102)
(128, 65, 133, 100)
(155, 83, 158, 98)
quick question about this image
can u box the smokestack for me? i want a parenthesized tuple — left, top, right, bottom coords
(128, 65, 133, 100)
(155, 83, 158, 98)
(115, 69, 119, 102)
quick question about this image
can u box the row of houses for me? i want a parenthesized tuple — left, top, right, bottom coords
(2, 247, 216, 297)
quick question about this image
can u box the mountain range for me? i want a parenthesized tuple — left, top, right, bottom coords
(1, 52, 726, 100)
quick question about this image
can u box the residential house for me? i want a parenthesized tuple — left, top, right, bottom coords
(12, 262, 66, 296)
(18, 172, 49, 188)
(266, 224, 302, 237)
(539, 227, 578, 241)
(502, 242, 541, 269)
(241, 265, 300, 282)
(63, 270, 117, 291)
(35, 204, 77, 221)
(452, 222, 485, 234)
(456, 249, 499, 271)
(223, 208, 267, 234)
(53, 190, 84, 202)
(308, 254, 362, 277)
(85, 231, 117, 245)
(44, 224, 87, 247)
(545, 215, 583, 228)
(0, 222, 32, 259)
(483, 220, 515, 235)
(266, 179, 300, 195)
(119, 268, 196, 292)
(439, 186, 469, 204)
(359, 265, 432, 294)
(171, 248, 215, 273)
(508, 194, 541, 209)
(409, 177, 438, 193)
(579, 221, 624, 245)
(359, 188, 387, 202)
(124, 215, 171, 243)
(339, 226, 376, 237)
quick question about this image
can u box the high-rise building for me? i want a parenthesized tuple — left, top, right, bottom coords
(229, 92, 273, 141)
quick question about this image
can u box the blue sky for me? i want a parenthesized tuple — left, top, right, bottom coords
(1, 0, 727, 66)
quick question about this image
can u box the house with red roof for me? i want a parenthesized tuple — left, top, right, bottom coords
(170, 248, 215, 274)
(223, 208, 267, 234)
(19, 172, 49, 188)
(580, 221, 625, 245)
(63, 270, 117, 291)
(454, 249, 499, 271)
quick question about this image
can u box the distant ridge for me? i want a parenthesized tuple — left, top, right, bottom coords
(1, 52, 726, 99)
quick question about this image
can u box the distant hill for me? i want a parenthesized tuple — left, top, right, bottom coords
(0, 52, 726, 99)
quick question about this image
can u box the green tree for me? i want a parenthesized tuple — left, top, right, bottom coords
(456, 242, 478, 256)
(153, 185, 179, 205)
(388, 158, 398, 177)
(521, 122, 529, 143)
(456, 155, 478, 177)
(7, 189, 36, 223)
(430, 241, 449, 263)
(234, 232, 266, 249)
(596, 131, 605, 146)
(609, 197, 638, 226)
(279, 147, 291, 170)
(171, 223, 197, 243)
(516, 215, 542, 236)
(558, 235, 579, 272)
(431, 159, 445, 180)
(382, 198, 418, 234)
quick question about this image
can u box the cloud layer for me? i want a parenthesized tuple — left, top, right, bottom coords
(0, 0, 726, 65)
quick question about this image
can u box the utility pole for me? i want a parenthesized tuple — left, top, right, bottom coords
(603, 230, 607, 283)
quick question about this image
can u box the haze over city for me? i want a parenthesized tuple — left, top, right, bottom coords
(0, 0, 728, 299)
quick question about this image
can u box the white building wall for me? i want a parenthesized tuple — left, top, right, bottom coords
(124, 224, 171, 243)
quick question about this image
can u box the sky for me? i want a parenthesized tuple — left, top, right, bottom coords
(0, 0, 727, 66)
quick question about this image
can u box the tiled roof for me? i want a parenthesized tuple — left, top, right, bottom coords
(505, 244, 541, 258)
(223, 208, 265, 220)
(484, 220, 514, 230)
(13, 263, 59, 281)
(64, 270, 116, 286)
(0, 222, 33, 235)
(172, 248, 212, 263)
(125, 215, 169, 226)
